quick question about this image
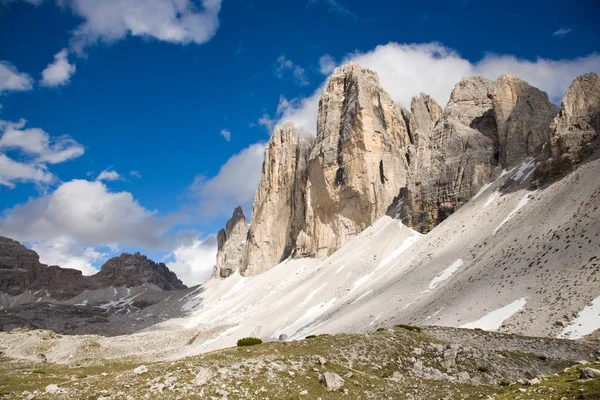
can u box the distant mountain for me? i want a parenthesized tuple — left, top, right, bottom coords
(0, 237, 186, 302)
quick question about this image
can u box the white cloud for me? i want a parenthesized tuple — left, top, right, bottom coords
(219, 128, 231, 141)
(60, 0, 222, 54)
(0, 119, 84, 164)
(318, 54, 337, 75)
(0, 179, 170, 247)
(129, 170, 142, 178)
(0, 153, 54, 188)
(96, 167, 120, 181)
(190, 142, 265, 218)
(276, 55, 309, 86)
(41, 49, 77, 87)
(266, 42, 600, 135)
(0, 61, 34, 94)
(166, 234, 218, 286)
(553, 28, 572, 37)
(31, 236, 105, 275)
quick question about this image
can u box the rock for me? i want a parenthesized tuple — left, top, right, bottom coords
(303, 63, 412, 257)
(194, 368, 213, 385)
(491, 73, 559, 168)
(0, 237, 186, 302)
(580, 367, 600, 379)
(317, 356, 327, 365)
(456, 371, 470, 382)
(45, 384, 59, 394)
(242, 122, 315, 275)
(214, 207, 249, 278)
(278, 334, 288, 341)
(535, 73, 600, 182)
(94, 252, 186, 291)
(133, 365, 148, 375)
(525, 377, 541, 385)
(320, 371, 344, 391)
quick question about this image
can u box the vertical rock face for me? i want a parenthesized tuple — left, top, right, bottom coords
(491, 74, 559, 168)
(242, 123, 315, 275)
(301, 63, 412, 257)
(537, 72, 600, 178)
(216, 65, 595, 276)
(394, 76, 500, 233)
(214, 207, 249, 278)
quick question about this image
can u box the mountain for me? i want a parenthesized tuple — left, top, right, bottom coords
(0, 237, 186, 306)
(217, 65, 583, 277)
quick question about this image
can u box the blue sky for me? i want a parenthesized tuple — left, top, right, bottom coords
(0, 0, 598, 285)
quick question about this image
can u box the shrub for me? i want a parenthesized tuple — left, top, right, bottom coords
(305, 335, 317, 339)
(478, 366, 489, 373)
(376, 328, 385, 332)
(237, 337, 262, 347)
(394, 324, 421, 332)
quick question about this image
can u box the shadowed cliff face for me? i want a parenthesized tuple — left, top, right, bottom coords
(0, 236, 186, 300)
(215, 65, 596, 276)
(534, 72, 600, 183)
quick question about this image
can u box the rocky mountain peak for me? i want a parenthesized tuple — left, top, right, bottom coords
(215, 206, 250, 278)
(216, 65, 599, 276)
(0, 237, 186, 300)
(535, 72, 600, 182)
(96, 252, 186, 291)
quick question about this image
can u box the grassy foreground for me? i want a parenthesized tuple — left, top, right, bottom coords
(0, 325, 598, 399)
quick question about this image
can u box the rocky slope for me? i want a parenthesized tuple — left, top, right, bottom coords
(219, 64, 573, 275)
(1, 326, 598, 399)
(0, 237, 186, 305)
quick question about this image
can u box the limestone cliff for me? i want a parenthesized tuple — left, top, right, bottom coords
(491, 73, 559, 168)
(217, 65, 596, 276)
(299, 63, 413, 258)
(214, 206, 249, 277)
(535, 72, 600, 181)
(242, 123, 315, 275)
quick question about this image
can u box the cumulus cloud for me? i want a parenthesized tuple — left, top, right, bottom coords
(318, 54, 337, 75)
(55, 0, 223, 54)
(219, 129, 231, 141)
(553, 28, 572, 38)
(96, 167, 120, 181)
(0, 119, 84, 164)
(166, 234, 218, 286)
(265, 42, 600, 135)
(190, 142, 265, 218)
(41, 49, 77, 87)
(31, 236, 105, 275)
(0, 153, 54, 188)
(275, 55, 309, 86)
(0, 119, 84, 188)
(0, 179, 170, 247)
(0, 61, 34, 94)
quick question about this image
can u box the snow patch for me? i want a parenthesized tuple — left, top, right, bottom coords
(493, 192, 532, 235)
(335, 264, 347, 274)
(376, 231, 422, 271)
(429, 259, 464, 289)
(273, 299, 336, 339)
(512, 159, 537, 182)
(472, 183, 492, 201)
(484, 190, 500, 207)
(351, 289, 373, 305)
(300, 283, 328, 306)
(461, 298, 527, 331)
(558, 295, 600, 339)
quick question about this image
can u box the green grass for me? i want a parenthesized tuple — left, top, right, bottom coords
(236, 337, 262, 346)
